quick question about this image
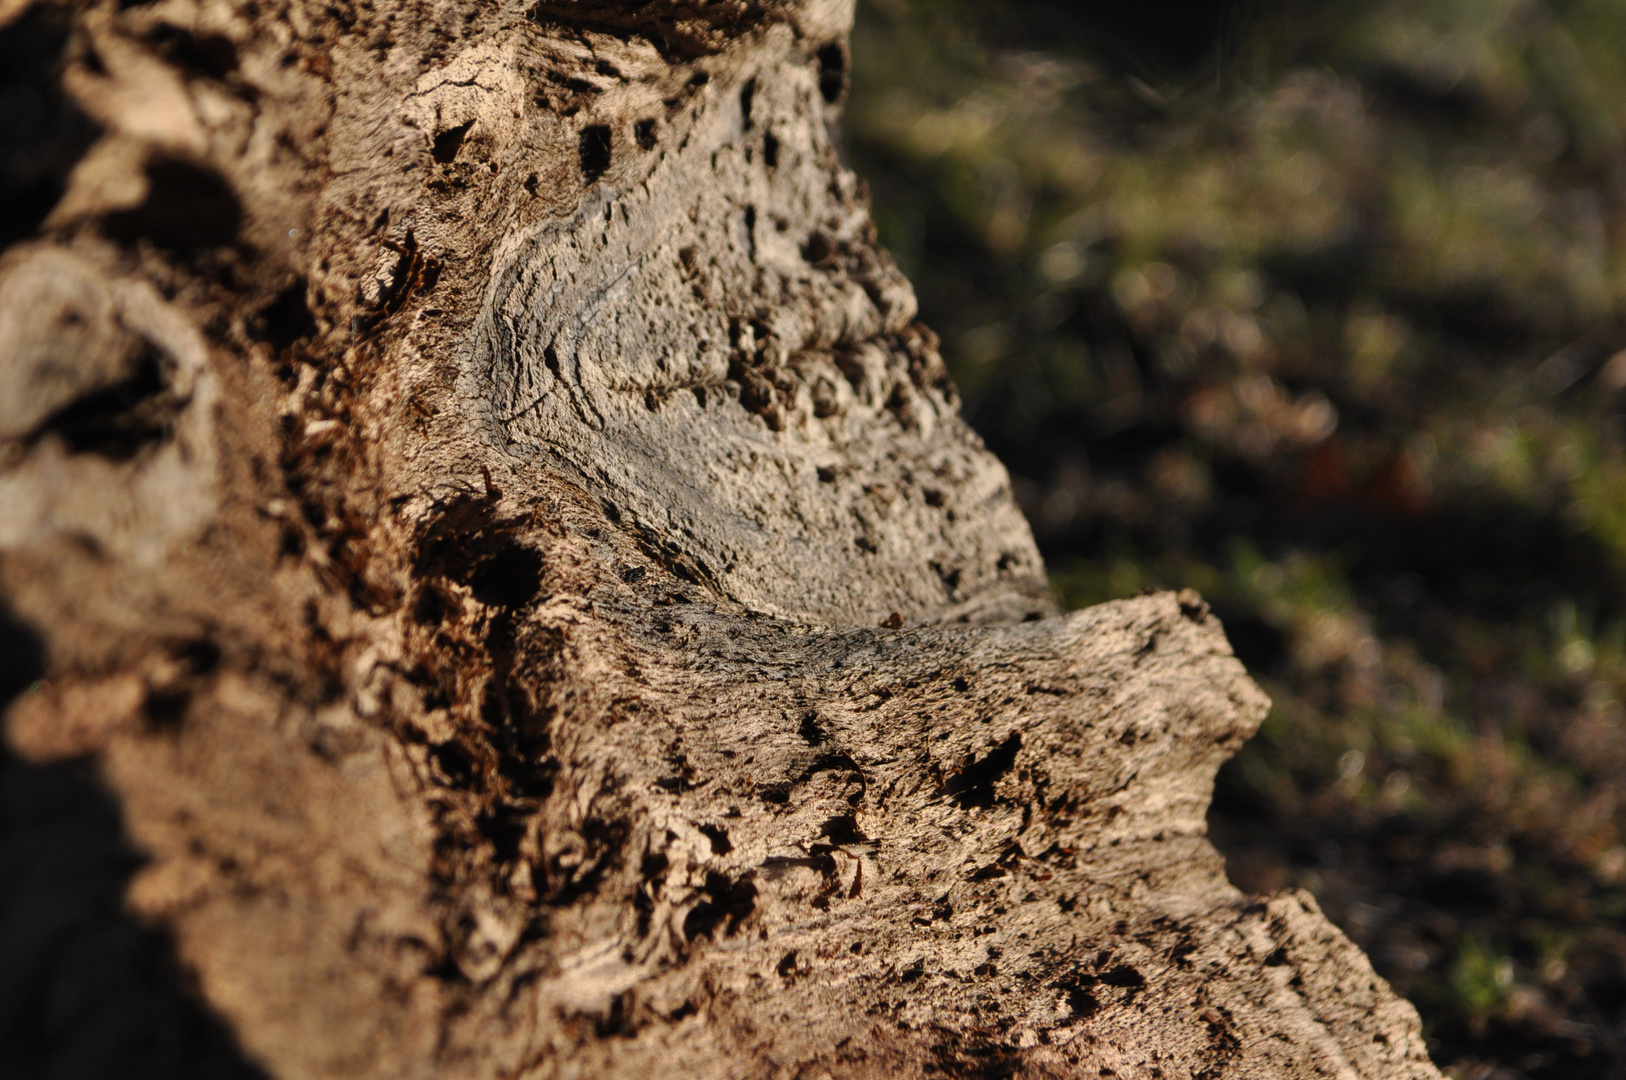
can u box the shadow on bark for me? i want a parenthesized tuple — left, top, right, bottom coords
(0, 605, 267, 1080)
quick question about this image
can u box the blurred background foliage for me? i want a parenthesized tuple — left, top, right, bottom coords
(846, 0, 1626, 1076)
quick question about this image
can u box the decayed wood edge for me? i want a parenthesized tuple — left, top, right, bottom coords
(0, 1, 1447, 1078)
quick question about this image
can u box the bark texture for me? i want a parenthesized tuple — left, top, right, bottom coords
(0, 1, 1444, 1077)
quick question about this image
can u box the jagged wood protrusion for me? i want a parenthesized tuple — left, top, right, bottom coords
(0, 1, 1443, 1078)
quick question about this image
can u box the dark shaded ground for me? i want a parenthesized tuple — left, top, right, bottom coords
(849, 1, 1626, 1076)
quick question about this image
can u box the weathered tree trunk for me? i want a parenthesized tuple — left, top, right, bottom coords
(0, 1, 1444, 1077)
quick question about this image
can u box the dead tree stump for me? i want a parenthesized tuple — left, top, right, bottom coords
(0, 1, 1443, 1077)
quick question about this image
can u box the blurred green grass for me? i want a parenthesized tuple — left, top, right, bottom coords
(847, 0, 1626, 1075)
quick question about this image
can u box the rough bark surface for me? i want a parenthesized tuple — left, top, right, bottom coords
(0, 1, 1444, 1078)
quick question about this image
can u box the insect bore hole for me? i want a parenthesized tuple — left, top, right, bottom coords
(579, 124, 612, 182)
(816, 42, 847, 104)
